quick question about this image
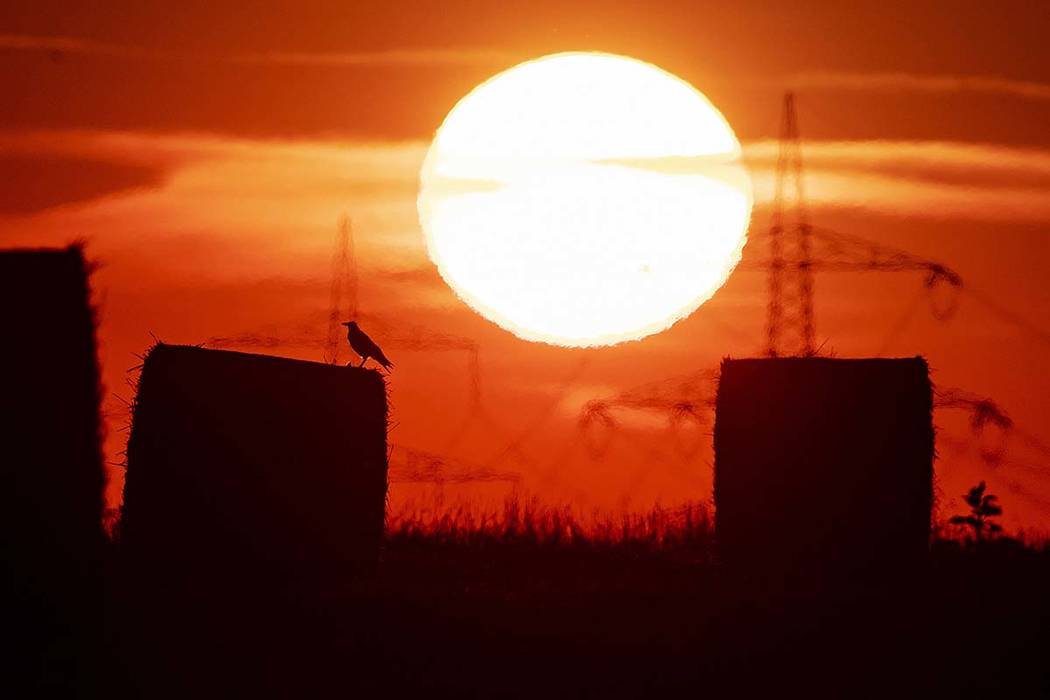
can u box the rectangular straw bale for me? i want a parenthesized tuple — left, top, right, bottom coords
(714, 357, 933, 574)
(122, 345, 388, 589)
(0, 246, 104, 589)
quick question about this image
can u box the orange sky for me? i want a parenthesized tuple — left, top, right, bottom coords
(2, 2, 1049, 531)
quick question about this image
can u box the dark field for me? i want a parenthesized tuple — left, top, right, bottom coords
(87, 502, 1050, 699)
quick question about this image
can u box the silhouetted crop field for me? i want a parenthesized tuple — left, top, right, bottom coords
(97, 498, 1050, 698)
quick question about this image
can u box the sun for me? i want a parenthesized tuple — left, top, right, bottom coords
(418, 52, 751, 347)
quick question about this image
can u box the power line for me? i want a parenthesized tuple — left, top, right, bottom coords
(962, 285, 1050, 347)
(388, 445, 520, 485)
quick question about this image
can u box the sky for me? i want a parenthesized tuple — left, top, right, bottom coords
(2, 1, 1049, 531)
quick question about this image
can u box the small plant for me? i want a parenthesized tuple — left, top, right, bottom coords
(949, 481, 1003, 543)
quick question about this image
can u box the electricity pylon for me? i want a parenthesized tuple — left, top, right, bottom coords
(766, 91, 816, 357)
(759, 92, 964, 356)
(324, 215, 357, 365)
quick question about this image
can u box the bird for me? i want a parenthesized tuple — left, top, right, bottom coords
(341, 321, 393, 371)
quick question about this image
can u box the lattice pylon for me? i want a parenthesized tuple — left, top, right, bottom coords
(765, 92, 816, 357)
(325, 216, 358, 364)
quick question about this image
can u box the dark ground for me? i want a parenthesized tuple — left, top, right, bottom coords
(85, 532, 1049, 699)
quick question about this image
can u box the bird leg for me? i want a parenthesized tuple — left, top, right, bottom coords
(359, 357, 367, 367)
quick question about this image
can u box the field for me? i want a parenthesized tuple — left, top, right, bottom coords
(92, 499, 1050, 698)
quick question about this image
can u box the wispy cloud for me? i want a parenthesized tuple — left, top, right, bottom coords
(743, 140, 1050, 188)
(233, 48, 515, 67)
(8, 33, 1050, 104)
(0, 153, 166, 216)
(9, 127, 1050, 248)
(786, 71, 1050, 103)
(742, 140, 1050, 222)
(595, 139, 1050, 221)
(0, 33, 514, 67)
(0, 33, 151, 58)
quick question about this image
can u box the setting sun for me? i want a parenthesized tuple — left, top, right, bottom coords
(418, 52, 752, 346)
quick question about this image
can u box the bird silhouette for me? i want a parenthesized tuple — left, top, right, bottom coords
(341, 321, 393, 371)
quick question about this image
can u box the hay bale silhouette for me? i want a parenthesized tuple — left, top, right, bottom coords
(0, 245, 105, 584)
(0, 246, 105, 690)
(714, 357, 933, 575)
(122, 345, 388, 593)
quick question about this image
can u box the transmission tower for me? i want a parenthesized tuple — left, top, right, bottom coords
(324, 216, 358, 364)
(766, 92, 816, 357)
(758, 93, 968, 355)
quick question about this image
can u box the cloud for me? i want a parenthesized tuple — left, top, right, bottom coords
(590, 139, 1050, 222)
(785, 71, 1050, 103)
(0, 33, 514, 68)
(741, 140, 1050, 222)
(9, 33, 1047, 101)
(10, 126, 1050, 235)
(0, 128, 430, 247)
(233, 48, 515, 68)
(590, 141, 1050, 191)
(0, 33, 152, 58)
(0, 154, 166, 215)
(743, 140, 1050, 189)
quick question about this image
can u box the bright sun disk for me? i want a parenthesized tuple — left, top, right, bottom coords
(418, 51, 752, 347)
